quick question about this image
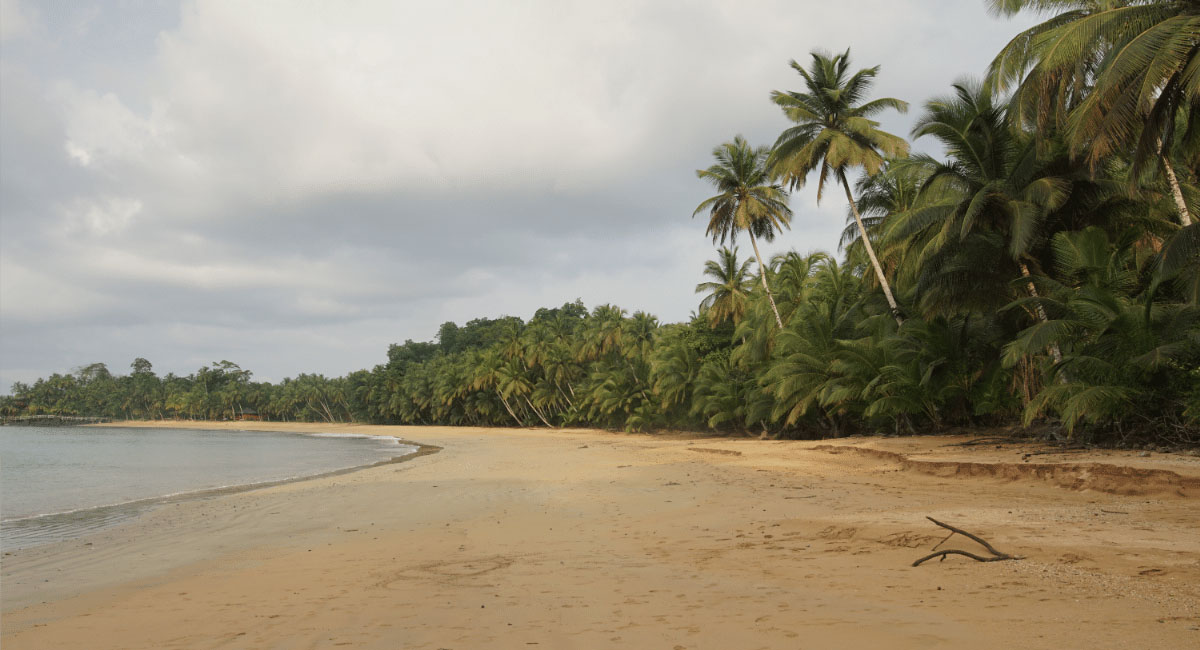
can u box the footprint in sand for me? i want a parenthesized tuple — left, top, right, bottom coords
(817, 526, 858, 540)
(877, 531, 940, 548)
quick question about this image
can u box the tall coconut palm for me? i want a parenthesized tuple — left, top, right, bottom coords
(694, 136, 793, 329)
(988, 0, 1199, 226)
(695, 246, 756, 327)
(770, 49, 910, 325)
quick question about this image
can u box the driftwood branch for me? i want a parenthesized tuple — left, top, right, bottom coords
(912, 517, 1020, 567)
(913, 549, 1007, 564)
(929, 530, 955, 552)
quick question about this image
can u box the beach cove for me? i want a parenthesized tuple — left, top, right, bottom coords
(3, 422, 1198, 649)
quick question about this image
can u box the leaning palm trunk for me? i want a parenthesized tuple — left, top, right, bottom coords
(314, 396, 336, 423)
(623, 358, 652, 400)
(1019, 262, 1066, 385)
(747, 231, 785, 329)
(842, 179, 903, 326)
(1160, 142, 1193, 227)
(496, 388, 522, 426)
(554, 381, 574, 408)
(523, 396, 555, 428)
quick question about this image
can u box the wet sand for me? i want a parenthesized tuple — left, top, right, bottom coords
(3, 422, 1198, 649)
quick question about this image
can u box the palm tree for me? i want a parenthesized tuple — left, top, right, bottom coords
(886, 81, 1080, 365)
(691, 355, 760, 432)
(1160, 222, 1199, 302)
(988, 0, 1198, 226)
(695, 246, 756, 327)
(770, 48, 910, 325)
(839, 157, 930, 260)
(769, 250, 831, 323)
(1002, 227, 1200, 434)
(648, 329, 701, 416)
(470, 349, 524, 426)
(694, 136, 793, 329)
(897, 82, 1069, 288)
(761, 256, 864, 433)
(576, 304, 627, 362)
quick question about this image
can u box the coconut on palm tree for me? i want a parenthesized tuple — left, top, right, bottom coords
(769, 48, 909, 324)
(694, 136, 793, 329)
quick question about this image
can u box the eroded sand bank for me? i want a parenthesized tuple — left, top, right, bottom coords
(3, 422, 1198, 649)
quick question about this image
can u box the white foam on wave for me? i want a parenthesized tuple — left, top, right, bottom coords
(308, 432, 413, 447)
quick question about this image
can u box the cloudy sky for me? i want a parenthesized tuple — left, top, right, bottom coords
(0, 0, 1038, 389)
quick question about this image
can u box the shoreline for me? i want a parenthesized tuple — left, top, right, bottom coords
(0, 424, 439, 550)
(4, 423, 1198, 649)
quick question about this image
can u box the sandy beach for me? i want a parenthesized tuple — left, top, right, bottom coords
(3, 422, 1198, 649)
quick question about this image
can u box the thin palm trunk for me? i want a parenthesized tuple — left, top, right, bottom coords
(1160, 142, 1193, 227)
(842, 177, 903, 326)
(496, 388, 522, 426)
(747, 231, 784, 329)
(624, 358, 651, 400)
(313, 395, 336, 423)
(523, 396, 554, 428)
(554, 381, 574, 408)
(1019, 263, 1067, 384)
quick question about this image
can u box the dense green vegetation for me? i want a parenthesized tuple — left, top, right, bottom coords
(3, 1, 1197, 444)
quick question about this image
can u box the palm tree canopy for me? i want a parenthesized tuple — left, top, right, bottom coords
(987, 0, 1200, 171)
(770, 49, 910, 200)
(878, 81, 1081, 315)
(904, 80, 1072, 256)
(696, 246, 756, 326)
(693, 136, 793, 245)
(840, 156, 931, 252)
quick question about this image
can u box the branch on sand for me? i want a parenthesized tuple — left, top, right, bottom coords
(911, 517, 1021, 567)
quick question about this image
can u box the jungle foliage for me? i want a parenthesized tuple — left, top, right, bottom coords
(4, 1, 1198, 444)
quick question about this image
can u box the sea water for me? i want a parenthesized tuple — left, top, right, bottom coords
(0, 425, 417, 550)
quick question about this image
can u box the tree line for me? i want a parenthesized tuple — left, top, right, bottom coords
(3, 2, 1198, 443)
(1, 359, 355, 423)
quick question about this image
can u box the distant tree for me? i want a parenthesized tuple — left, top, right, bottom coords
(694, 136, 793, 329)
(130, 357, 153, 375)
(127, 357, 162, 419)
(387, 339, 439, 368)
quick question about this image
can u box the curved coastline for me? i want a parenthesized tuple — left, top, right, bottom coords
(5, 425, 1199, 649)
(2, 425, 440, 550)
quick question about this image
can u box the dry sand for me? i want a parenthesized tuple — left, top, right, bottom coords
(3, 422, 1198, 649)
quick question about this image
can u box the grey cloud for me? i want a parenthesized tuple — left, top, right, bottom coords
(1, 0, 1039, 390)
